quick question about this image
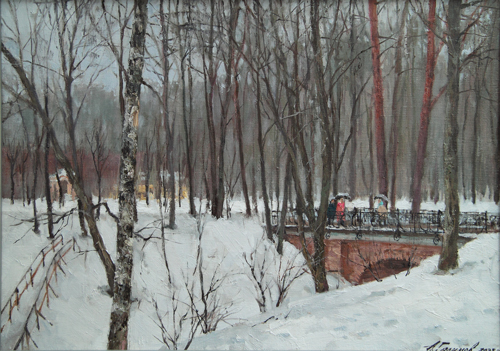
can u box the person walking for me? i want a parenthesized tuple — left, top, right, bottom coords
(336, 197, 345, 226)
(327, 198, 336, 226)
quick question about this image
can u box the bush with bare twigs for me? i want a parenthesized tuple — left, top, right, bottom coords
(152, 214, 235, 350)
(243, 234, 307, 313)
(0, 234, 83, 350)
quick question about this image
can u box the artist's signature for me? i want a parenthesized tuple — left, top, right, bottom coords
(425, 341, 498, 351)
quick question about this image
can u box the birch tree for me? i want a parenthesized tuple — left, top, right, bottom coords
(107, 0, 148, 348)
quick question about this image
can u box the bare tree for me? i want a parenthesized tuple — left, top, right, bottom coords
(243, 236, 272, 313)
(439, 0, 461, 271)
(52, 0, 97, 236)
(144, 0, 177, 228)
(251, 0, 272, 239)
(389, 1, 408, 210)
(85, 119, 110, 219)
(307, 0, 333, 293)
(2, 39, 116, 300)
(20, 141, 30, 207)
(187, 216, 233, 335)
(29, 113, 42, 235)
(90, 0, 134, 118)
(4, 136, 20, 205)
(368, 0, 388, 197)
(141, 129, 154, 206)
(275, 250, 306, 308)
(411, 0, 438, 213)
(175, 0, 197, 216)
(232, 4, 251, 217)
(43, 126, 54, 238)
(277, 154, 292, 255)
(107, 0, 148, 348)
(496, 20, 500, 205)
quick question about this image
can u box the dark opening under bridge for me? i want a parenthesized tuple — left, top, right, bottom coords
(272, 208, 499, 285)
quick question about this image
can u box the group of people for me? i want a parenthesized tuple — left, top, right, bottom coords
(327, 195, 387, 227)
(327, 197, 345, 227)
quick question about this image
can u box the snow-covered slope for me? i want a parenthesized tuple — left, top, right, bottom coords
(1, 198, 499, 350)
(188, 232, 500, 350)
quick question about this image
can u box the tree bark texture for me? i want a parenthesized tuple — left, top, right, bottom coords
(439, 0, 461, 271)
(389, 1, 408, 210)
(309, 0, 331, 293)
(32, 117, 41, 235)
(6, 144, 19, 205)
(277, 154, 292, 255)
(348, 6, 359, 200)
(233, 49, 251, 217)
(108, 0, 147, 349)
(177, 0, 197, 216)
(44, 128, 54, 238)
(368, 0, 388, 196)
(159, 0, 176, 229)
(411, 0, 437, 213)
(203, 0, 220, 218)
(496, 25, 500, 204)
(254, 1, 273, 239)
(471, 57, 482, 204)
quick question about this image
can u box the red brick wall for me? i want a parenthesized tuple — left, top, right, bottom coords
(285, 234, 441, 285)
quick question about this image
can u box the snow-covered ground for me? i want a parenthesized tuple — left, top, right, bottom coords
(1, 197, 499, 350)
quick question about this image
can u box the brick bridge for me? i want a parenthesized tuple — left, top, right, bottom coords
(285, 234, 443, 285)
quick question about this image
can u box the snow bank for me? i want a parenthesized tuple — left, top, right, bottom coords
(188, 232, 500, 350)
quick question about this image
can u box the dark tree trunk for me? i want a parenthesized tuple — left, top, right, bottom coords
(389, 1, 408, 210)
(461, 94, 470, 200)
(187, 32, 196, 215)
(439, 0, 461, 271)
(348, 12, 359, 199)
(471, 58, 482, 204)
(159, 0, 176, 229)
(215, 1, 240, 219)
(108, 0, 147, 349)
(367, 98, 375, 209)
(78, 198, 88, 236)
(7, 144, 19, 205)
(178, 1, 196, 216)
(21, 150, 28, 207)
(234, 55, 251, 217)
(202, 0, 219, 218)
(412, 0, 437, 213)
(368, 0, 388, 196)
(274, 132, 281, 211)
(55, 159, 64, 207)
(254, 1, 272, 239)
(309, 0, 332, 293)
(32, 119, 40, 235)
(496, 27, 500, 204)
(277, 154, 292, 255)
(145, 167, 150, 206)
(142, 136, 153, 207)
(44, 128, 54, 238)
(251, 164, 258, 214)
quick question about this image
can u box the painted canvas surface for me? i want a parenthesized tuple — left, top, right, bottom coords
(1, 0, 499, 350)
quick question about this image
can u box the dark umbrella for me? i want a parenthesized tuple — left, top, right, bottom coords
(374, 194, 389, 202)
(335, 193, 351, 200)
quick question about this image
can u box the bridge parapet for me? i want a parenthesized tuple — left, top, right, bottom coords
(272, 208, 499, 238)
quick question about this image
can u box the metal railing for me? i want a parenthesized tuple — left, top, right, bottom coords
(272, 207, 498, 245)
